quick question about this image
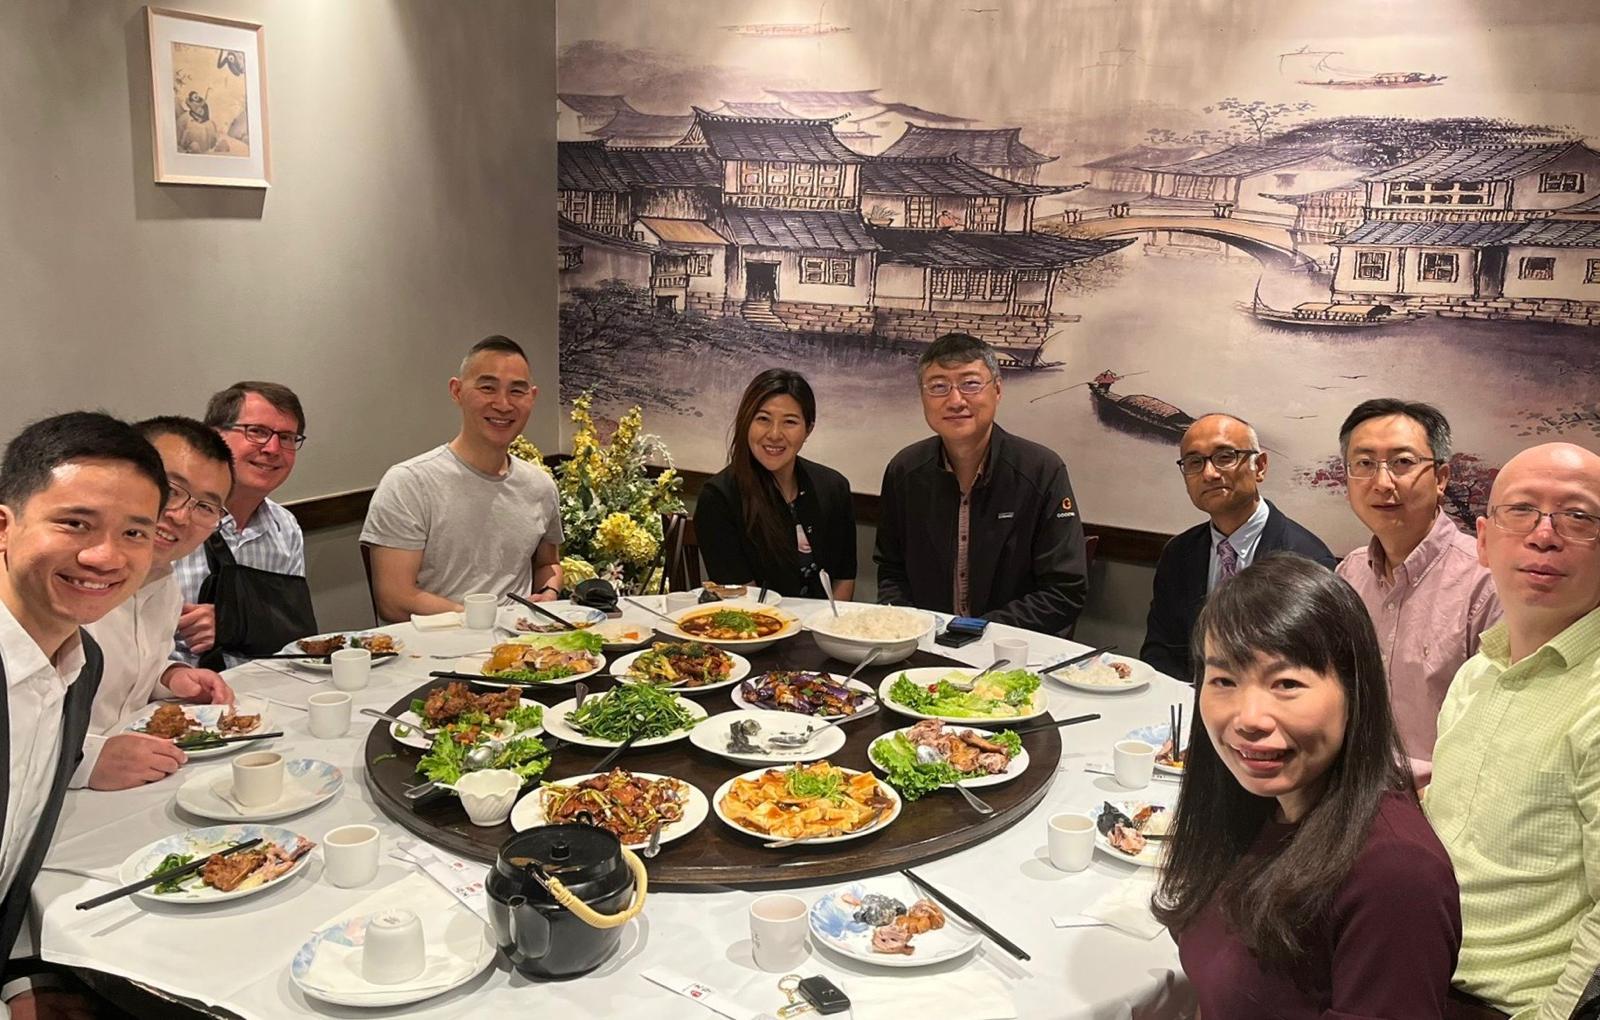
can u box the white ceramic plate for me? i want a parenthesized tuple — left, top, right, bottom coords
(658, 600, 802, 653)
(610, 646, 751, 693)
(1046, 653, 1154, 694)
(122, 701, 272, 760)
(290, 900, 496, 1008)
(498, 604, 608, 636)
(809, 875, 983, 968)
(690, 709, 848, 765)
(118, 824, 315, 904)
(387, 699, 544, 751)
(866, 723, 1031, 789)
(449, 649, 606, 689)
(877, 667, 1050, 724)
(730, 673, 877, 722)
(1127, 723, 1188, 776)
(283, 632, 407, 672)
(175, 759, 344, 822)
(1091, 800, 1171, 869)
(509, 771, 709, 849)
(540, 695, 707, 749)
(713, 765, 902, 846)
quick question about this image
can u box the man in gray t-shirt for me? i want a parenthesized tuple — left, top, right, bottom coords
(360, 336, 564, 622)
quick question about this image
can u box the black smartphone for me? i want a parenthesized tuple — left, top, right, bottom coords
(796, 975, 850, 1014)
(935, 627, 983, 648)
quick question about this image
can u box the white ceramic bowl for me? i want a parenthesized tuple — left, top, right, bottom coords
(450, 770, 520, 826)
(804, 606, 935, 666)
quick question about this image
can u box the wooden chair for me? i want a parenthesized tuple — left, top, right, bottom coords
(1066, 533, 1101, 640)
(660, 513, 702, 593)
(358, 541, 381, 626)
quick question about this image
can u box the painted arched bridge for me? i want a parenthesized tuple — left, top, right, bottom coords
(1040, 213, 1310, 269)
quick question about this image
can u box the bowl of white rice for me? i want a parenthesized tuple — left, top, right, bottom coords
(805, 605, 936, 665)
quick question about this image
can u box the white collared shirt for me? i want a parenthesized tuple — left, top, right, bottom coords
(73, 572, 183, 788)
(0, 599, 85, 899)
(170, 497, 305, 667)
(1206, 497, 1271, 592)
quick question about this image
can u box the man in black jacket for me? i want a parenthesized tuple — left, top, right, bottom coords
(0, 413, 166, 1015)
(875, 333, 1088, 636)
(1140, 413, 1336, 681)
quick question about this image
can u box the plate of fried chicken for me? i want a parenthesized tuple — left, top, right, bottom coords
(119, 824, 317, 904)
(123, 702, 267, 759)
(286, 632, 405, 670)
(809, 876, 979, 967)
(388, 682, 543, 751)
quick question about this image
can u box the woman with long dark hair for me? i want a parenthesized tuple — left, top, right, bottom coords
(693, 369, 855, 599)
(1154, 553, 1462, 1018)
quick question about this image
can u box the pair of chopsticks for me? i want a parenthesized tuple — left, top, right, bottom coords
(178, 731, 283, 751)
(76, 838, 262, 910)
(251, 651, 398, 663)
(1169, 704, 1184, 756)
(507, 592, 577, 630)
(1039, 644, 1117, 675)
(902, 868, 1029, 962)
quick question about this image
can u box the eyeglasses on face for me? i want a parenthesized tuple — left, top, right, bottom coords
(166, 481, 224, 525)
(225, 423, 307, 450)
(921, 378, 995, 398)
(1344, 454, 1439, 480)
(1177, 448, 1258, 475)
(1488, 503, 1600, 543)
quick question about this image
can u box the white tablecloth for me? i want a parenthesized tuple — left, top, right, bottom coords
(33, 599, 1195, 1020)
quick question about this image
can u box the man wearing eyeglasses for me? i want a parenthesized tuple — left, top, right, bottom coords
(171, 381, 309, 665)
(77, 418, 236, 790)
(1424, 442, 1600, 1020)
(1334, 398, 1500, 782)
(875, 332, 1087, 636)
(1141, 413, 1335, 682)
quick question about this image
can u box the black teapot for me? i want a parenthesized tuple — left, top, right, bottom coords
(486, 823, 648, 979)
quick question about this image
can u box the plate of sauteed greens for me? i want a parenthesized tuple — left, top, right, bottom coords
(540, 681, 707, 749)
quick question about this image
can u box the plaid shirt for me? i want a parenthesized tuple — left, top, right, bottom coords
(170, 498, 305, 666)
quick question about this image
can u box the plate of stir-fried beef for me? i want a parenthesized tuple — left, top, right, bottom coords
(119, 824, 317, 904)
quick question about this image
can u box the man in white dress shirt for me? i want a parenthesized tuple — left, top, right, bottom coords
(0, 412, 167, 1016)
(77, 417, 238, 791)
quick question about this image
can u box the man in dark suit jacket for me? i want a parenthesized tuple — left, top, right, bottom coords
(0, 413, 167, 1013)
(1141, 414, 1336, 681)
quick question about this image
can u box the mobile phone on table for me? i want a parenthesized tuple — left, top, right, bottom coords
(935, 615, 988, 647)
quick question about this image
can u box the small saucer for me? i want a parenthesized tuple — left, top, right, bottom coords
(175, 759, 343, 822)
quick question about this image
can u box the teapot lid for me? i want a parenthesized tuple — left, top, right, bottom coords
(496, 824, 626, 902)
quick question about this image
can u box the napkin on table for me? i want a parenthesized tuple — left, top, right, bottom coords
(411, 611, 463, 631)
(843, 967, 1018, 1020)
(1072, 874, 1165, 940)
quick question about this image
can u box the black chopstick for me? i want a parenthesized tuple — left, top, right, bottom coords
(1008, 712, 1101, 737)
(251, 651, 398, 662)
(507, 592, 576, 630)
(902, 868, 1029, 962)
(178, 731, 284, 750)
(76, 838, 263, 910)
(1040, 644, 1117, 675)
(1173, 703, 1183, 758)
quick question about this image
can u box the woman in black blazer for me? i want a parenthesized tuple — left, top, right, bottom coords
(693, 369, 856, 600)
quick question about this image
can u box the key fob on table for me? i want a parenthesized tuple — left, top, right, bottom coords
(796, 976, 850, 1015)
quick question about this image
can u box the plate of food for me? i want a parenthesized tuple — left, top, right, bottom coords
(697, 582, 782, 606)
(510, 769, 708, 849)
(689, 709, 847, 766)
(540, 682, 707, 749)
(611, 642, 750, 692)
(1127, 723, 1188, 776)
(1047, 653, 1153, 694)
(732, 671, 875, 721)
(387, 683, 544, 751)
(880, 667, 1049, 723)
(714, 761, 901, 846)
(809, 876, 978, 967)
(1092, 800, 1171, 868)
(174, 759, 344, 823)
(118, 824, 316, 904)
(452, 632, 606, 688)
(412, 725, 554, 789)
(805, 605, 936, 666)
(500, 605, 607, 635)
(122, 701, 269, 760)
(286, 632, 406, 671)
(867, 721, 1029, 800)
(661, 601, 800, 653)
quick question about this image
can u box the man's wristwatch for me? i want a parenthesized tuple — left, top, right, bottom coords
(534, 586, 560, 597)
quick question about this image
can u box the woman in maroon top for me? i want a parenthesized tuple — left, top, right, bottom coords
(1154, 553, 1463, 1019)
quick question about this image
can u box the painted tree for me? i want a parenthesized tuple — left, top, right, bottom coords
(1206, 97, 1315, 144)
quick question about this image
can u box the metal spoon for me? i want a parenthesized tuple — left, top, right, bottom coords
(623, 596, 680, 627)
(362, 708, 437, 736)
(819, 568, 839, 616)
(403, 740, 502, 799)
(642, 821, 664, 859)
(573, 681, 589, 712)
(844, 647, 886, 683)
(950, 780, 995, 816)
(947, 657, 1011, 692)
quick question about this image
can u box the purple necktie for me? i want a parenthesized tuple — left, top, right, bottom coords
(1218, 538, 1239, 581)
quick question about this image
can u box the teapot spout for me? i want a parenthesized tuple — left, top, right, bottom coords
(506, 895, 551, 962)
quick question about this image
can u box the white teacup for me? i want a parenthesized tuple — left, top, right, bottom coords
(331, 648, 372, 692)
(1047, 812, 1096, 872)
(451, 769, 520, 826)
(1114, 739, 1157, 788)
(231, 751, 284, 807)
(463, 593, 498, 630)
(749, 893, 809, 972)
(361, 909, 426, 985)
(993, 637, 1031, 671)
(307, 691, 352, 739)
(323, 823, 381, 888)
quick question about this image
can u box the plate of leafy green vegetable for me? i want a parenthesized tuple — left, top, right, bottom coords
(542, 682, 708, 749)
(879, 667, 1049, 723)
(415, 730, 553, 787)
(867, 723, 1029, 801)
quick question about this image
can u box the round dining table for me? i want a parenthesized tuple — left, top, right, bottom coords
(33, 598, 1196, 1020)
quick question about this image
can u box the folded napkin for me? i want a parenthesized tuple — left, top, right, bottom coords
(843, 967, 1017, 1020)
(1073, 875, 1165, 940)
(298, 873, 488, 998)
(411, 611, 463, 631)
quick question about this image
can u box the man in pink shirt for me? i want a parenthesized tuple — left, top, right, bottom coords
(1334, 399, 1501, 783)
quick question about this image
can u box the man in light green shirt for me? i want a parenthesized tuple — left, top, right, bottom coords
(1426, 442, 1600, 1019)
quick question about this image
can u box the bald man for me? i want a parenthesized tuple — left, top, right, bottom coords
(1141, 413, 1336, 681)
(1424, 443, 1600, 1020)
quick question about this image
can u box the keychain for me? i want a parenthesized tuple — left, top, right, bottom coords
(775, 974, 816, 1018)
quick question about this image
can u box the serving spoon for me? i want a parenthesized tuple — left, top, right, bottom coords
(403, 739, 502, 799)
(947, 657, 1011, 693)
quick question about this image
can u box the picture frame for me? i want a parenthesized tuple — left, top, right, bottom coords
(146, 6, 270, 187)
